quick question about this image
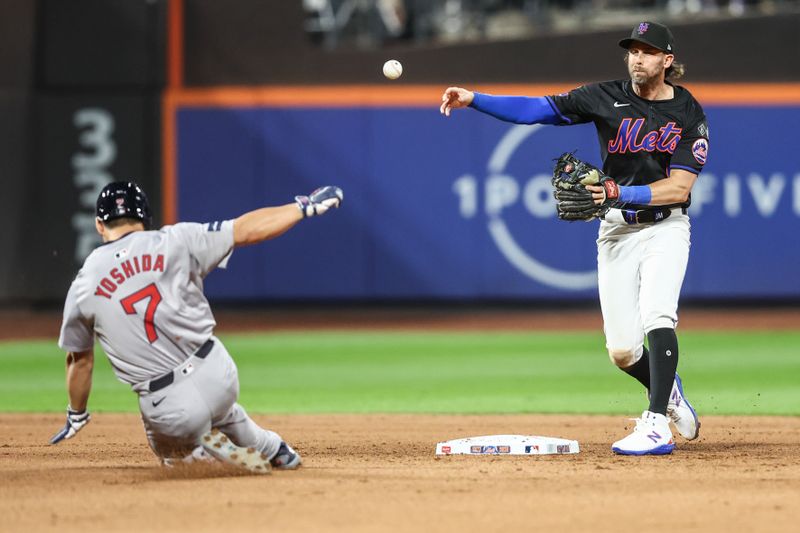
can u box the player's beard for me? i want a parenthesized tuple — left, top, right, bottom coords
(628, 60, 662, 90)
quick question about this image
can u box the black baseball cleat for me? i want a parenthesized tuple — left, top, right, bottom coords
(270, 441, 302, 470)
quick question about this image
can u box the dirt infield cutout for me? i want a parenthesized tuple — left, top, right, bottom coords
(1, 413, 798, 532)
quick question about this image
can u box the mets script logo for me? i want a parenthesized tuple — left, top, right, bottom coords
(692, 138, 708, 165)
(608, 119, 682, 154)
(453, 125, 597, 290)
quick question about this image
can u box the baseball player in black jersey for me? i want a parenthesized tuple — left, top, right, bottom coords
(440, 21, 708, 455)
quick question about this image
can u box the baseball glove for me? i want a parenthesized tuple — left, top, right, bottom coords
(551, 152, 618, 221)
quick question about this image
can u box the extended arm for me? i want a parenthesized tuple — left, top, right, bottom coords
(233, 204, 302, 247)
(233, 186, 343, 247)
(440, 87, 566, 125)
(50, 349, 93, 444)
(66, 349, 93, 411)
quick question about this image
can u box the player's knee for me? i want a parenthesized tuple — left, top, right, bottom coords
(643, 315, 677, 333)
(607, 348, 636, 368)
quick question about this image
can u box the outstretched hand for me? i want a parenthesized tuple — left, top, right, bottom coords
(295, 186, 344, 218)
(440, 87, 474, 116)
(50, 406, 90, 445)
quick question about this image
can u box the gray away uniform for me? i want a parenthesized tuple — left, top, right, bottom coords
(58, 221, 282, 460)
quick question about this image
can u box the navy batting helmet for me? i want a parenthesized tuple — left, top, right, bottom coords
(96, 181, 153, 229)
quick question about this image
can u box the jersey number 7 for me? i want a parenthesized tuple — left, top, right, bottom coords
(120, 283, 163, 343)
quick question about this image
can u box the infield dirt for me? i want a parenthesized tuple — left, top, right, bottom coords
(1, 413, 799, 532)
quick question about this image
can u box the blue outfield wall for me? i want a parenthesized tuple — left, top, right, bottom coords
(177, 105, 800, 300)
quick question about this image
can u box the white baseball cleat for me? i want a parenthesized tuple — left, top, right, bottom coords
(667, 373, 701, 440)
(200, 428, 272, 474)
(612, 410, 675, 456)
(270, 441, 302, 470)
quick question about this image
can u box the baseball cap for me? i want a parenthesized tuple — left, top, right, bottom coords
(619, 21, 675, 54)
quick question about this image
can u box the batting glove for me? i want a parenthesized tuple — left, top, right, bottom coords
(49, 406, 91, 445)
(295, 186, 343, 218)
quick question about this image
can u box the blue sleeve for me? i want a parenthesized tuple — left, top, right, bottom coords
(469, 92, 569, 125)
(618, 185, 652, 205)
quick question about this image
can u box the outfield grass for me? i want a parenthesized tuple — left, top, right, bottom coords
(0, 330, 798, 415)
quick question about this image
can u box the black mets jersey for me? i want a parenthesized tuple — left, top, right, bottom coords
(549, 80, 709, 208)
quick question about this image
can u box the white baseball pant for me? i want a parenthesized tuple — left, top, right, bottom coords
(134, 337, 283, 462)
(597, 209, 691, 368)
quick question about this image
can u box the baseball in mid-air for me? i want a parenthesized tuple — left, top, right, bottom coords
(382, 59, 403, 80)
